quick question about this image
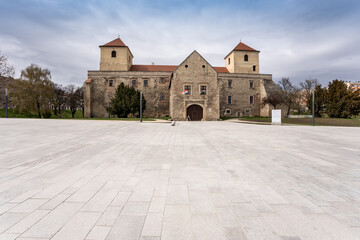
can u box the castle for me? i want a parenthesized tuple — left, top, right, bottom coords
(84, 37, 277, 120)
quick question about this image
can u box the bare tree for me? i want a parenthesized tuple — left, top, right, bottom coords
(65, 85, 82, 118)
(299, 78, 321, 114)
(0, 52, 15, 108)
(53, 84, 65, 116)
(262, 92, 282, 109)
(300, 78, 320, 101)
(300, 78, 319, 92)
(0, 51, 15, 77)
(277, 77, 301, 116)
(77, 87, 84, 117)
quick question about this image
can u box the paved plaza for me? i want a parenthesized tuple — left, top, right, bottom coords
(0, 119, 360, 240)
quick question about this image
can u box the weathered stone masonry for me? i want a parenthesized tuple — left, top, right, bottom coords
(84, 37, 277, 120)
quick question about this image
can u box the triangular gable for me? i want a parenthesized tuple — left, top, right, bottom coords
(174, 50, 217, 73)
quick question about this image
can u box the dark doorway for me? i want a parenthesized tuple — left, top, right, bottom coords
(187, 105, 203, 121)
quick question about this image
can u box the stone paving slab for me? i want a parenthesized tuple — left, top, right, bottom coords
(0, 119, 360, 239)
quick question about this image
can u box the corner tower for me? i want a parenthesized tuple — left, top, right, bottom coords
(99, 37, 133, 71)
(225, 42, 260, 74)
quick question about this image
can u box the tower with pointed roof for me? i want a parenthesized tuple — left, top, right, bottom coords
(224, 42, 260, 74)
(99, 37, 133, 71)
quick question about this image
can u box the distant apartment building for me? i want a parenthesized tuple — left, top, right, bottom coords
(345, 81, 360, 92)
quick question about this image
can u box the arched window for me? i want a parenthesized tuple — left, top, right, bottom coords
(244, 55, 248, 62)
(111, 51, 116, 58)
(160, 93, 165, 101)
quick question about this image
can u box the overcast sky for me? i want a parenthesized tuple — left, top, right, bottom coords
(1, 0, 360, 86)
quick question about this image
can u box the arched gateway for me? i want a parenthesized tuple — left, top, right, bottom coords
(186, 105, 203, 121)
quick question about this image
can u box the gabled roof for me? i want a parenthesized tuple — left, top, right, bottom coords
(233, 42, 258, 52)
(213, 67, 229, 73)
(100, 38, 127, 47)
(224, 42, 259, 59)
(100, 37, 134, 57)
(129, 64, 228, 73)
(130, 65, 177, 72)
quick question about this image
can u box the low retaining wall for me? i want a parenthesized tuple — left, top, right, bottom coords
(287, 115, 312, 118)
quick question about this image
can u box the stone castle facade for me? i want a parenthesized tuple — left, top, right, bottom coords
(84, 37, 276, 120)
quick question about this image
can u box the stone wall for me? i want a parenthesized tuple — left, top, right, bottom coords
(218, 73, 272, 117)
(225, 51, 260, 74)
(85, 71, 171, 118)
(100, 47, 133, 71)
(85, 71, 275, 119)
(169, 51, 220, 121)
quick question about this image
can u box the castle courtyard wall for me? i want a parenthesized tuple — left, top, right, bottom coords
(218, 73, 272, 117)
(85, 71, 171, 118)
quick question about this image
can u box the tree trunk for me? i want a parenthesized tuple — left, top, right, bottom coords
(37, 101, 41, 118)
(71, 108, 76, 118)
(58, 101, 61, 114)
(54, 106, 57, 116)
(287, 105, 291, 116)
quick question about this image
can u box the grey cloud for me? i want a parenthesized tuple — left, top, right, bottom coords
(0, 0, 359, 87)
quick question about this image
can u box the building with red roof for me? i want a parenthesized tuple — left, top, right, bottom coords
(84, 37, 276, 120)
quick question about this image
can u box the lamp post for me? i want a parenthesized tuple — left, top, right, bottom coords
(108, 102, 111, 119)
(5, 88, 8, 118)
(140, 91, 142, 123)
(312, 89, 315, 126)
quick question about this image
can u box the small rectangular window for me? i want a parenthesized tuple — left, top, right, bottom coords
(228, 58, 230, 65)
(253, 65, 256, 72)
(160, 93, 165, 101)
(200, 85, 206, 95)
(250, 96, 254, 104)
(132, 79, 136, 87)
(144, 79, 148, 87)
(161, 77, 165, 83)
(184, 85, 191, 95)
(250, 81, 254, 89)
(228, 96, 232, 104)
(109, 80, 114, 87)
(228, 80, 232, 88)
(226, 109, 231, 114)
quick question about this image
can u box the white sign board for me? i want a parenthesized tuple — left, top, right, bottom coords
(272, 110, 282, 125)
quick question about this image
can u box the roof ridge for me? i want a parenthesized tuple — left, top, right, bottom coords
(233, 42, 258, 52)
(100, 38, 127, 47)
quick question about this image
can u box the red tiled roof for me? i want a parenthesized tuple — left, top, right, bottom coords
(85, 78, 92, 83)
(130, 65, 177, 72)
(130, 65, 229, 73)
(100, 38, 127, 47)
(233, 42, 258, 52)
(213, 67, 229, 73)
